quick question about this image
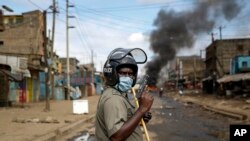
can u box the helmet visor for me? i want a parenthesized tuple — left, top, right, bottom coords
(108, 48, 147, 64)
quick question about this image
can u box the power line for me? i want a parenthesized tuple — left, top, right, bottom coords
(55, 6, 144, 61)
(77, 7, 152, 25)
(26, 0, 44, 11)
(73, 14, 92, 55)
(57, 4, 152, 32)
(77, 14, 149, 31)
(86, 0, 192, 11)
(68, 1, 153, 24)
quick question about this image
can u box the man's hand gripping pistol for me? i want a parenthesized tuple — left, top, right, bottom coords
(136, 75, 152, 123)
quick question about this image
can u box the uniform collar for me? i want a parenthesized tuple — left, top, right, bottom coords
(108, 87, 135, 108)
(111, 87, 127, 98)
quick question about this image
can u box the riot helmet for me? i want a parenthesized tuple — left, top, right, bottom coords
(103, 48, 147, 86)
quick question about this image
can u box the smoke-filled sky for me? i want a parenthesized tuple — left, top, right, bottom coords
(1, 0, 250, 75)
(145, 0, 247, 84)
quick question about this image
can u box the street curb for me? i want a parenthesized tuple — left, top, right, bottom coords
(32, 114, 95, 141)
(181, 98, 249, 121)
(203, 105, 247, 120)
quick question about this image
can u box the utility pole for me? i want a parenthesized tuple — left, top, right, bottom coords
(200, 50, 203, 59)
(66, 0, 70, 100)
(43, 0, 57, 111)
(43, 10, 50, 111)
(91, 50, 94, 84)
(210, 32, 215, 42)
(91, 49, 95, 68)
(66, 0, 75, 100)
(100, 61, 103, 72)
(193, 56, 196, 89)
(218, 26, 225, 40)
(50, 0, 57, 99)
(176, 58, 179, 89)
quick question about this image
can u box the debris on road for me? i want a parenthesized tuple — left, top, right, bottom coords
(12, 116, 60, 124)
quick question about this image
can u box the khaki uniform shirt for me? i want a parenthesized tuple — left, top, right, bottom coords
(95, 87, 143, 141)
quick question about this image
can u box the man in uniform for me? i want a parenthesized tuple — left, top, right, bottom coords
(95, 48, 154, 141)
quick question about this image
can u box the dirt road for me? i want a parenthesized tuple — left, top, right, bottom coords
(2, 90, 249, 141)
(67, 90, 250, 141)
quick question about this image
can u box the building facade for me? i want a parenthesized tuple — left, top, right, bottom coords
(0, 10, 47, 103)
(168, 56, 205, 80)
(203, 38, 250, 94)
(205, 38, 250, 78)
(168, 55, 205, 89)
(59, 57, 79, 74)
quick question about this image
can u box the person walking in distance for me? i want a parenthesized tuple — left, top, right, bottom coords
(95, 48, 154, 141)
(159, 87, 163, 97)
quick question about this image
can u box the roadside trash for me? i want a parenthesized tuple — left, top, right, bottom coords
(74, 132, 89, 141)
(73, 100, 89, 114)
(179, 90, 184, 95)
(246, 99, 250, 103)
(70, 86, 81, 100)
(165, 106, 175, 109)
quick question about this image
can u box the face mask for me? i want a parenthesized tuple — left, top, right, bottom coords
(116, 76, 133, 92)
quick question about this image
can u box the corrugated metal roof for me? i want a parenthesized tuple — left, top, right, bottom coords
(217, 72, 250, 83)
(0, 69, 22, 81)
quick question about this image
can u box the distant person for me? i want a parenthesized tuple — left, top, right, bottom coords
(178, 83, 184, 96)
(159, 87, 163, 97)
(95, 48, 154, 141)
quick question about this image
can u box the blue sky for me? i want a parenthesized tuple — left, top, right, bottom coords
(1, 0, 250, 73)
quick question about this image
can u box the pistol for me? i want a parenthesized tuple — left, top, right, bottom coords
(136, 75, 149, 99)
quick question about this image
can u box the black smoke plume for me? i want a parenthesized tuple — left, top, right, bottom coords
(145, 0, 242, 85)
